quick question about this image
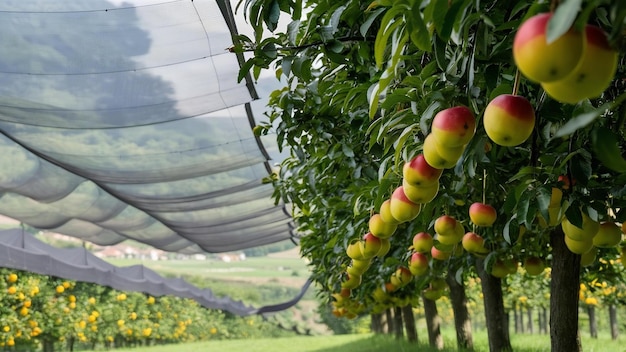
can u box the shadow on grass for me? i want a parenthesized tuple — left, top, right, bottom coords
(310, 334, 459, 352)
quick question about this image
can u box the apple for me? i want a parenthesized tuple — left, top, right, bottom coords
(580, 247, 597, 267)
(434, 215, 459, 236)
(523, 256, 546, 276)
(469, 202, 497, 227)
(385, 282, 397, 293)
(431, 246, 452, 261)
(350, 259, 371, 273)
(462, 232, 489, 255)
(491, 259, 509, 278)
(422, 287, 444, 301)
(483, 94, 536, 147)
(542, 25, 618, 104)
(341, 273, 362, 289)
(390, 267, 413, 288)
(436, 219, 465, 246)
(431, 106, 476, 147)
(347, 264, 366, 277)
(377, 238, 391, 257)
(346, 240, 365, 260)
(361, 232, 383, 258)
(389, 186, 422, 222)
(550, 187, 563, 206)
(408, 252, 429, 276)
(592, 222, 622, 248)
(430, 278, 447, 291)
(403, 154, 443, 186)
(561, 212, 600, 241)
(369, 214, 397, 239)
(412, 232, 434, 253)
(513, 12, 584, 83)
(621, 221, 626, 235)
(564, 234, 594, 255)
(423, 133, 464, 169)
(379, 199, 400, 225)
(504, 258, 519, 274)
(372, 286, 390, 303)
(402, 179, 439, 204)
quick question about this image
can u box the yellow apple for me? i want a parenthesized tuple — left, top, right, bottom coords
(368, 214, 397, 239)
(562, 212, 600, 241)
(592, 222, 622, 248)
(564, 234, 594, 255)
(542, 25, 618, 104)
(513, 12, 584, 82)
(402, 179, 439, 204)
(423, 133, 464, 169)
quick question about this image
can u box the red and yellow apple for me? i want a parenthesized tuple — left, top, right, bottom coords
(348, 259, 371, 275)
(389, 186, 422, 222)
(431, 106, 476, 147)
(422, 287, 444, 301)
(361, 232, 383, 258)
(513, 12, 584, 83)
(469, 202, 497, 227)
(412, 232, 434, 253)
(592, 222, 622, 248)
(390, 267, 413, 288)
(524, 256, 546, 276)
(423, 133, 465, 169)
(431, 246, 452, 261)
(403, 154, 443, 186)
(483, 94, 536, 147)
(369, 214, 397, 239)
(462, 231, 489, 255)
(542, 25, 618, 104)
(408, 252, 429, 276)
(434, 215, 459, 236)
(402, 179, 439, 204)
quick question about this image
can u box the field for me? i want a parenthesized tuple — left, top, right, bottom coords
(102, 330, 624, 352)
(106, 248, 310, 288)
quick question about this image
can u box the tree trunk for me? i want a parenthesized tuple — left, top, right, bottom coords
(542, 307, 549, 334)
(393, 306, 404, 339)
(550, 227, 582, 352)
(385, 308, 394, 335)
(519, 306, 525, 333)
(422, 293, 444, 350)
(402, 304, 418, 343)
(513, 306, 519, 333)
(477, 258, 512, 352)
(527, 307, 534, 334)
(43, 339, 54, 352)
(446, 272, 474, 350)
(371, 313, 383, 334)
(609, 304, 619, 340)
(588, 305, 598, 338)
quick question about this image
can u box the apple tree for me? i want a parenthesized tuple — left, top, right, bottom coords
(237, 0, 626, 351)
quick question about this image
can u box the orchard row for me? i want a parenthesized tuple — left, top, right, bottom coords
(332, 11, 621, 318)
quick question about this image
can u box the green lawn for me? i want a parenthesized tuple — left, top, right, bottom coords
(92, 331, 625, 352)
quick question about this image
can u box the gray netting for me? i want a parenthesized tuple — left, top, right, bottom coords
(0, 0, 296, 254)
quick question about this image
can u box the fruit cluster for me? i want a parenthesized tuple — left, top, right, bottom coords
(514, 13, 618, 104)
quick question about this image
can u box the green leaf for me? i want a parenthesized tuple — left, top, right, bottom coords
(536, 187, 552, 225)
(553, 102, 610, 139)
(361, 7, 386, 37)
(408, 6, 431, 52)
(516, 189, 532, 227)
(546, 0, 582, 44)
(375, 14, 403, 68)
(565, 204, 583, 229)
(591, 126, 626, 172)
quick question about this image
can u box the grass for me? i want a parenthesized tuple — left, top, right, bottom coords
(87, 330, 626, 352)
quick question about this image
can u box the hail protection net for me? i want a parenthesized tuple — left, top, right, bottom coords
(0, 0, 296, 254)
